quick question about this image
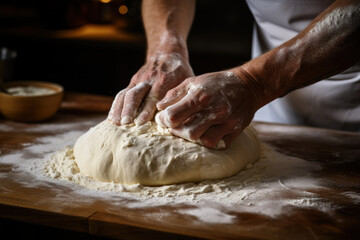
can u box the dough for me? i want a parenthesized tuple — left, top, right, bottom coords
(74, 120, 261, 186)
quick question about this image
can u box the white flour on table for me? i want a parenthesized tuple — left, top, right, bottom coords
(1, 115, 358, 224)
(41, 143, 331, 218)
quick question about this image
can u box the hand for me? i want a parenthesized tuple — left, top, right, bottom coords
(107, 52, 194, 126)
(156, 70, 260, 148)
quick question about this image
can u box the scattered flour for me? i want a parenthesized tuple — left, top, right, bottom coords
(41, 140, 336, 220)
(43, 144, 319, 201)
(341, 191, 360, 204)
(178, 207, 236, 224)
(1, 115, 359, 224)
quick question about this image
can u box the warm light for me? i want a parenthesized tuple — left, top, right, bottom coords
(100, 0, 111, 3)
(119, 5, 128, 15)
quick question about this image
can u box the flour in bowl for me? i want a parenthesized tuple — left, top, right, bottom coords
(7, 86, 56, 96)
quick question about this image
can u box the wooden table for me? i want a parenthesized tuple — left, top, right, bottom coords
(1, 92, 360, 239)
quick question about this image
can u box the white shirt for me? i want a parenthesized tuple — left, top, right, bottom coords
(246, 0, 360, 131)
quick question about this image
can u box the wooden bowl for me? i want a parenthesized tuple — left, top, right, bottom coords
(0, 81, 63, 122)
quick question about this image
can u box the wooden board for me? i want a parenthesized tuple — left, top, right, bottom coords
(1, 92, 360, 240)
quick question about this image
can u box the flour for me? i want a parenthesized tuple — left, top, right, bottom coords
(178, 207, 236, 224)
(7, 86, 56, 96)
(155, 111, 226, 149)
(341, 191, 360, 204)
(107, 89, 125, 124)
(1, 115, 359, 224)
(155, 72, 241, 147)
(44, 142, 329, 218)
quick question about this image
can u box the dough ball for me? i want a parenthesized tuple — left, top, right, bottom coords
(74, 120, 261, 186)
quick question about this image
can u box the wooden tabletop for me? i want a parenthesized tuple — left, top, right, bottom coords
(1, 92, 360, 240)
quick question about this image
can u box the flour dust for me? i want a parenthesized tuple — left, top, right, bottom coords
(1, 116, 359, 224)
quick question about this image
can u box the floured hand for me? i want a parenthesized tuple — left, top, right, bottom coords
(156, 71, 259, 149)
(108, 52, 194, 126)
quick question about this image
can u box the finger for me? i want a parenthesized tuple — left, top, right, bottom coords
(156, 85, 212, 128)
(156, 93, 201, 128)
(135, 76, 173, 126)
(134, 94, 158, 125)
(200, 124, 234, 149)
(121, 82, 151, 124)
(200, 117, 242, 148)
(169, 111, 218, 142)
(107, 89, 126, 125)
(222, 132, 241, 148)
(156, 83, 187, 111)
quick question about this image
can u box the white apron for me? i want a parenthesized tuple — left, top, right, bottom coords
(246, 0, 360, 132)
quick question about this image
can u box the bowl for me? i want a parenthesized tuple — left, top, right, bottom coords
(0, 81, 64, 122)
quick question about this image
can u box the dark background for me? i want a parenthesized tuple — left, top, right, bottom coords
(0, 0, 253, 97)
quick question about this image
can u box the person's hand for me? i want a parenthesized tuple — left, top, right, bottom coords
(155, 70, 261, 149)
(108, 52, 194, 126)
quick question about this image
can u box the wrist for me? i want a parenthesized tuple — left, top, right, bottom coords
(146, 31, 189, 61)
(230, 66, 272, 110)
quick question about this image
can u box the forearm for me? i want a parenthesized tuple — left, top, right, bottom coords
(233, 0, 360, 109)
(142, 0, 196, 59)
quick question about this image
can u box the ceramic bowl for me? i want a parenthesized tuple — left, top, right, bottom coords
(0, 81, 63, 122)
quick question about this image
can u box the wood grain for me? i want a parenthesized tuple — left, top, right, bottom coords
(1, 92, 360, 240)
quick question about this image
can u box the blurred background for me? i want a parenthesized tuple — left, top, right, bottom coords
(0, 0, 253, 96)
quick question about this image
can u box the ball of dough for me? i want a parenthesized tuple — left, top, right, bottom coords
(74, 120, 261, 186)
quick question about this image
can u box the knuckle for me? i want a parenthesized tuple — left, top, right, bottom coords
(212, 105, 231, 120)
(163, 88, 183, 102)
(163, 108, 178, 126)
(167, 88, 178, 97)
(198, 91, 211, 106)
(189, 91, 210, 108)
(217, 107, 231, 119)
(113, 91, 124, 103)
(150, 70, 158, 79)
(167, 112, 179, 125)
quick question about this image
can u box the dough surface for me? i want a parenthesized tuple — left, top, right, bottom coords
(74, 120, 261, 186)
